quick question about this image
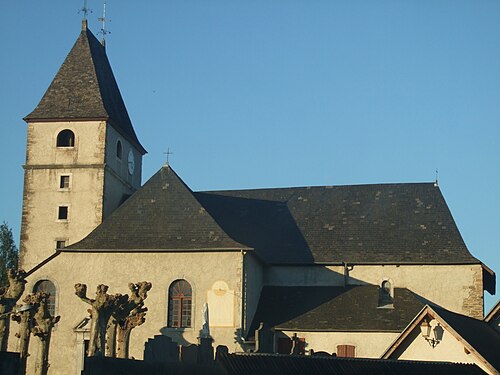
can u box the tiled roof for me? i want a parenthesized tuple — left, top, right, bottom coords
(67, 166, 248, 251)
(24, 21, 145, 154)
(197, 182, 479, 264)
(218, 353, 485, 375)
(248, 285, 425, 336)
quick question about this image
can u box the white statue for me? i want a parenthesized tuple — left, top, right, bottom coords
(201, 302, 210, 338)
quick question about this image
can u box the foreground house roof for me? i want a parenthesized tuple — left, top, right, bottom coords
(484, 300, 500, 324)
(68, 165, 482, 267)
(382, 304, 500, 374)
(218, 353, 485, 375)
(248, 285, 425, 336)
(24, 20, 146, 154)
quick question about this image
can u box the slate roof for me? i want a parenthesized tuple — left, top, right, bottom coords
(68, 165, 481, 266)
(196, 182, 479, 264)
(67, 166, 248, 251)
(25, 20, 146, 154)
(218, 353, 485, 375)
(248, 285, 425, 336)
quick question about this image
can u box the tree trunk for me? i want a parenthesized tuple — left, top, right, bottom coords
(87, 309, 112, 357)
(115, 326, 132, 359)
(87, 309, 99, 357)
(34, 334, 51, 375)
(17, 310, 32, 374)
(105, 320, 117, 357)
(96, 310, 112, 357)
(0, 313, 9, 351)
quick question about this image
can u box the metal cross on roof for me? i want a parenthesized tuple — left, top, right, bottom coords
(79, 0, 92, 20)
(98, 0, 111, 46)
(163, 148, 173, 165)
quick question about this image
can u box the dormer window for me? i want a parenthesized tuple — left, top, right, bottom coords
(378, 280, 394, 308)
(56, 129, 75, 147)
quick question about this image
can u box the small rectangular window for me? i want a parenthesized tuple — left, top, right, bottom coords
(58, 206, 68, 220)
(337, 344, 356, 358)
(59, 175, 70, 189)
(55, 240, 66, 249)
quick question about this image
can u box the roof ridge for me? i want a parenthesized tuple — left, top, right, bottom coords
(200, 181, 438, 194)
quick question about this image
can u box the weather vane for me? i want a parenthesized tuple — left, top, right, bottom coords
(79, 0, 92, 20)
(98, 0, 111, 46)
(434, 169, 439, 187)
(163, 148, 174, 165)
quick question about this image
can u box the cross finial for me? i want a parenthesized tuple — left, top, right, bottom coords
(98, 0, 111, 46)
(79, 0, 92, 21)
(163, 148, 173, 166)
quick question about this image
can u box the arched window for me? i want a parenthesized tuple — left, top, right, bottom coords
(168, 279, 192, 328)
(379, 280, 394, 307)
(116, 140, 122, 159)
(33, 280, 57, 316)
(56, 129, 75, 147)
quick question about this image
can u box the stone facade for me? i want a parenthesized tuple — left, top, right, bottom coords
(462, 266, 484, 319)
(20, 121, 142, 271)
(266, 264, 485, 318)
(14, 251, 244, 375)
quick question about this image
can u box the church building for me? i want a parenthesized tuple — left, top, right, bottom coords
(12, 20, 496, 375)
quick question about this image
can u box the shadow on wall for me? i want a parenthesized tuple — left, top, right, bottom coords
(158, 328, 193, 347)
(263, 264, 371, 286)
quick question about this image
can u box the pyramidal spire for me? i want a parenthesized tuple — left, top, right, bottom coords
(25, 23, 146, 154)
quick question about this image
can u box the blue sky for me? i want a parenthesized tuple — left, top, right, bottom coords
(1, 1, 498, 311)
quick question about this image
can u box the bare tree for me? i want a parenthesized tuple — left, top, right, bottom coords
(31, 293, 60, 375)
(114, 282, 152, 359)
(0, 269, 26, 350)
(12, 293, 45, 373)
(75, 284, 123, 357)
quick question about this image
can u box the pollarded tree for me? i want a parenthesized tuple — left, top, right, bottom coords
(0, 222, 19, 287)
(0, 269, 26, 350)
(115, 282, 152, 358)
(75, 284, 125, 357)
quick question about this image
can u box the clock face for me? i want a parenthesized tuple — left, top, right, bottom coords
(127, 150, 135, 175)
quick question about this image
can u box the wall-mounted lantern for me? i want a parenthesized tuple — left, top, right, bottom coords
(420, 318, 444, 348)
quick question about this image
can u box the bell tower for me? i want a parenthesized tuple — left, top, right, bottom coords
(20, 20, 146, 270)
